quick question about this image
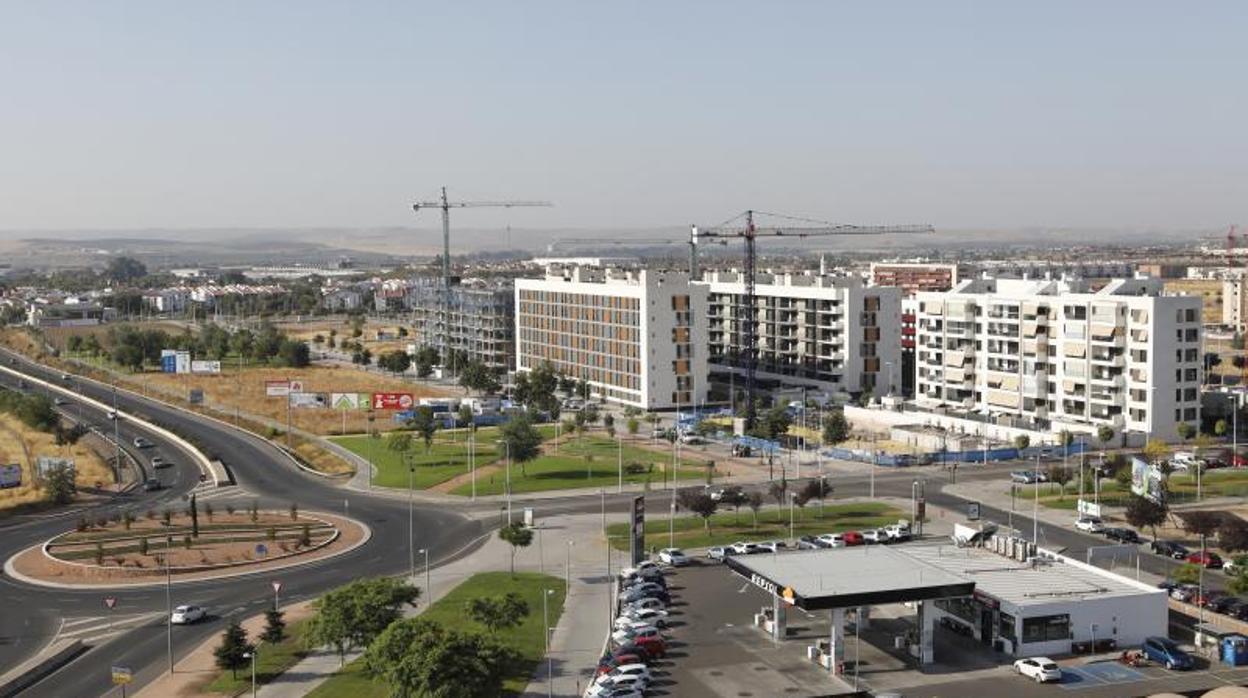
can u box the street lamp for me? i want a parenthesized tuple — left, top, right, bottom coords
(418, 548, 431, 601)
(542, 588, 556, 697)
(565, 540, 573, 590)
(242, 650, 257, 697)
(408, 457, 415, 581)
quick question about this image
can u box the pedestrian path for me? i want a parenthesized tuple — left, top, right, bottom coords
(56, 611, 164, 646)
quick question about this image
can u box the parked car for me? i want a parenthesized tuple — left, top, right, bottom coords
(596, 664, 652, 684)
(1170, 584, 1199, 603)
(1010, 470, 1039, 484)
(611, 624, 661, 645)
(817, 533, 846, 548)
(729, 541, 763, 555)
(1075, 517, 1105, 533)
(592, 672, 650, 692)
(1209, 595, 1242, 614)
(1013, 656, 1062, 683)
(1234, 453, 1248, 468)
(628, 634, 667, 658)
(622, 597, 666, 613)
(619, 588, 670, 605)
(1141, 636, 1194, 670)
(615, 617, 661, 633)
(1104, 527, 1143, 544)
(884, 523, 912, 541)
(585, 682, 643, 698)
(841, 531, 865, 546)
(170, 605, 206, 624)
(1151, 540, 1190, 559)
(680, 434, 707, 445)
(620, 561, 662, 578)
(862, 529, 889, 544)
(797, 536, 826, 550)
(1224, 557, 1247, 575)
(133, 437, 153, 449)
(1187, 551, 1224, 569)
(622, 581, 667, 597)
(755, 541, 787, 553)
(658, 548, 690, 566)
(620, 607, 669, 627)
(706, 546, 733, 561)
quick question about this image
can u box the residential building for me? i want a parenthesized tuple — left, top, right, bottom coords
(914, 276, 1201, 442)
(701, 270, 901, 398)
(1162, 278, 1222, 326)
(869, 262, 959, 295)
(408, 278, 515, 373)
(515, 266, 706, 410)
(1223, 273, 1248, 331)
(900, 297, 919, 397)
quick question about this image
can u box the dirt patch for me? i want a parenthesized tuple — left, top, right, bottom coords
(11, 510, 366, 587)
(0, 412, 114, 513)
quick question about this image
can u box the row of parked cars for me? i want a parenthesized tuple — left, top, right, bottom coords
(591, 554, 689, 697)
(704, 522, 913, 561)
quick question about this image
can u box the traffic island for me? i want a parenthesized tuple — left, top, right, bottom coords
(5, 509, 368, 588)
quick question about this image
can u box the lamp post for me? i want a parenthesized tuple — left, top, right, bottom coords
(617, 431, 623, 493)
(242, 650, 257, 697)
(419, 548, 430, 600)
(788, 492, 796, 544)
(543, 588, 556, 698)
(566, 541, 573, 591)
(408, 458, 415, 581)
(165, 536, 173, 675)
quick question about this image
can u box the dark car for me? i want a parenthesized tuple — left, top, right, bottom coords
(619, 588, 671, 605)
(1151, 540, 1190, 559)
(1104, 527, 1143, 544)
(1209, 595, 1242, 614)
(1141, 636, 1194, 670)
(142, 478, 162, 491)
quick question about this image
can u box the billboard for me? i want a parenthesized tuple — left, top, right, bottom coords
(630, 495, 646, 566)
(266, 381, 292, 397)
(372, 392, 415, 410)
(1131, 457, 1166, 502)
(36, 456, 75, 479)
(288, 392, 328, 409)
(0, 464, 20, 489)
(175, 351, 192, 374)
(191, 360, 221, 374)
(160, 349, 177, 373)
(331, 392, 370, 410)
(188, 388, 204, 405)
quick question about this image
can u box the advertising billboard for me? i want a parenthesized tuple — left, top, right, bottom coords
(175, 351, 192, 374)
(191, 360, 221, 374)
(331, 392, 370, 410)
(372, 392, 415, 410)
(265, 381, 292, 397)
(36, 456, 75, 479)
(0, 464, 21, 489)
(288, 392, 328, 409)
(1131, 457, 1166, 502)
(160, 349, 177, 374)
(630, 495, 646, 566)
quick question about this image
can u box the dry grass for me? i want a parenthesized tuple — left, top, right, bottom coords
(278, 320, 411, 356)
(0, 413, 113, 512)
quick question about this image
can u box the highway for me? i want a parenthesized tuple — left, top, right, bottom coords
(0, 350, 486, 698)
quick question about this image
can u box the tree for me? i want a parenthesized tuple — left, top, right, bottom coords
(1173, 563, 1202, 585)
(1013, 435, 1031, 451)
(464, 592, 529, 633)
(377, 350, 412, 375)
(105, 256, 147, 282)
(603, 413, 616, 438)
(797, 478, 833, 517)
(260, 608, 286, 644)
(414, 346, 440, 379)
(1142, 439, 1170, 465)
(387, 431, 413, 465)
(459, 360, 501, 395)
(746, 491, 764, 529)
(307, 577, 421, 663)
(821, 410, 851, 446)
(686, 492, 718, 532)
(1097, 425, 1115, 448)
(1235, 355, 1248, 371)
(1058, 430, 1074, 453)
(457, 404, 475, 431)
(1216, 419, 1229, 438)
(1123, 494, 1168, 539)
(626, 417, 640, 437)
(407, 406, 439, 454)
(499, 414, 543, 475)
(1235, 332, 1246, 351)
(1221, 519, 1248, 554)
(277, 339, 311, 368)
(363, 618, 516, 698)
(214, 620, 254, 679)
(768, 479, 787, 520)
(1179, 510, 1222, 540)
(751, 406, 791, 441)
(43, 463, 76, 505)
(498, 523, 534, 575)
(1046, 465, 1073, 498)
(1177, 422, 1195, 443)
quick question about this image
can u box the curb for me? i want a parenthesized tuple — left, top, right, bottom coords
(0, 638, 84, 698)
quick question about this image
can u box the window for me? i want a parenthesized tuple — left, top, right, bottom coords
(999, 612, 1017, 644)
(1022, 614, 1070, 643)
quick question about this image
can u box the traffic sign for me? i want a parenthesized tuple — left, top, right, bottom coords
(255, 544, 268, 557)
(272, 581, 283, 593)
(103, 597, 117, 609)
(111, 666, 133, 685)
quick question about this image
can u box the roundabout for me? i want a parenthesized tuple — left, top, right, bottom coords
(5, 509, 369, 588)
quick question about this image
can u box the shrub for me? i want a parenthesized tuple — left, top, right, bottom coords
(289, 502, 298, 521)
(267, 527, 277, 542)
(138, 538, 149, 555)
(162, 510, 172, 526)
(298, 524, 311, 548)
(75, 517, 89, 532)
(183, 534, 192, 550)
(94, 543, 104, 565)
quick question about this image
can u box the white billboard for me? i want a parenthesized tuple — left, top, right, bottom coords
(175, 351, 192, 374)
(288, 392, 328, 409)
(191, 360, 222, 374)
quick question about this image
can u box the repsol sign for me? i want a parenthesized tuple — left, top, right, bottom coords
(751, 573, 779, 596)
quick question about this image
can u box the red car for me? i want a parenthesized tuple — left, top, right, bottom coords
(842, 531, 865, 546)
(1234, 454, 1248, 468)
(1187, 551, 1223, 568)
(630, 634, 667, 658)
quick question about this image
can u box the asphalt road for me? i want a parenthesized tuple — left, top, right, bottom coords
(0, 350, 486, 698)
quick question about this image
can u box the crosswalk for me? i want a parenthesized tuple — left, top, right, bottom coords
(186, 481, 249, 504)
(55, 611, 165, 646)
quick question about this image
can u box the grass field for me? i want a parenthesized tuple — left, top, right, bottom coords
(207, 618, 311, 696)
(606, 501, 903, 551)
(0, 413, 113, 513)
(1022, 468, 1248, 510)
(330, 426, 515, 489)
(306, 572, 566, 698)
(450, 434, 712, 496)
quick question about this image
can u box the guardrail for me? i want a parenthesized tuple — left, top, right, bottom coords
(0, 364, 228, 487)
(0, 639, 84, 698)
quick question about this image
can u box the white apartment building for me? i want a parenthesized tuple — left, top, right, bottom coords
(700, 270, 901, 398)
(914, 277, 1202, 442)
(515, 266, 708, 410)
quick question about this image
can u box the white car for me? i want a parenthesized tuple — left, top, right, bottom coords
(658, 548, 690, 566)
(611, 625, 661, 645)
(754, 541, 786, 553)
(1013, 656, 1062, 683)
(862, 529, 888, 544)
(817, 533, 846, 548)
(884, 524, 911, 541)
(620, 607, 670, 627)
(706, 546, 730, 561)
(170, 605, 206, 625)
(593, 673, 649, 692)
(620, 561, 662, 578)
(1225, 558, 1245, 575)
(1075, 517, 1105, 533)
(614, 617, 658, 632)
(622, 596, 666, 613)
(595, 664, 652, 685)
(585, 682, 643, 698)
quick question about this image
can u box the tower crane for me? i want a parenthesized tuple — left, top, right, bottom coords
(412, 187, 550, 366)
(545, 236, 726, 273)
(693, 210, 933, 429)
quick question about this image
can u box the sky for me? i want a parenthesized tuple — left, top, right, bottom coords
(1, 1, 1246, 233)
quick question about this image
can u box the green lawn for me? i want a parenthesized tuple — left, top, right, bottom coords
(1024, 469, 1248, 510)
(330, 426, 553, 489)
(451, 435, 713, 496)
(207, 618, 310, 696)
(307, 572, 566, 698)
(606, 501, 903, 551)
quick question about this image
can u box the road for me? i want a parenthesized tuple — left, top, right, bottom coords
(0, 350, 485, 698)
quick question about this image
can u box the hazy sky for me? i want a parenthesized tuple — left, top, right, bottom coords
(2, 2, 1246, 232)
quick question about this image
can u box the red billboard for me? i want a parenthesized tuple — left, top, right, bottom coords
(372, 392, 415, 410)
